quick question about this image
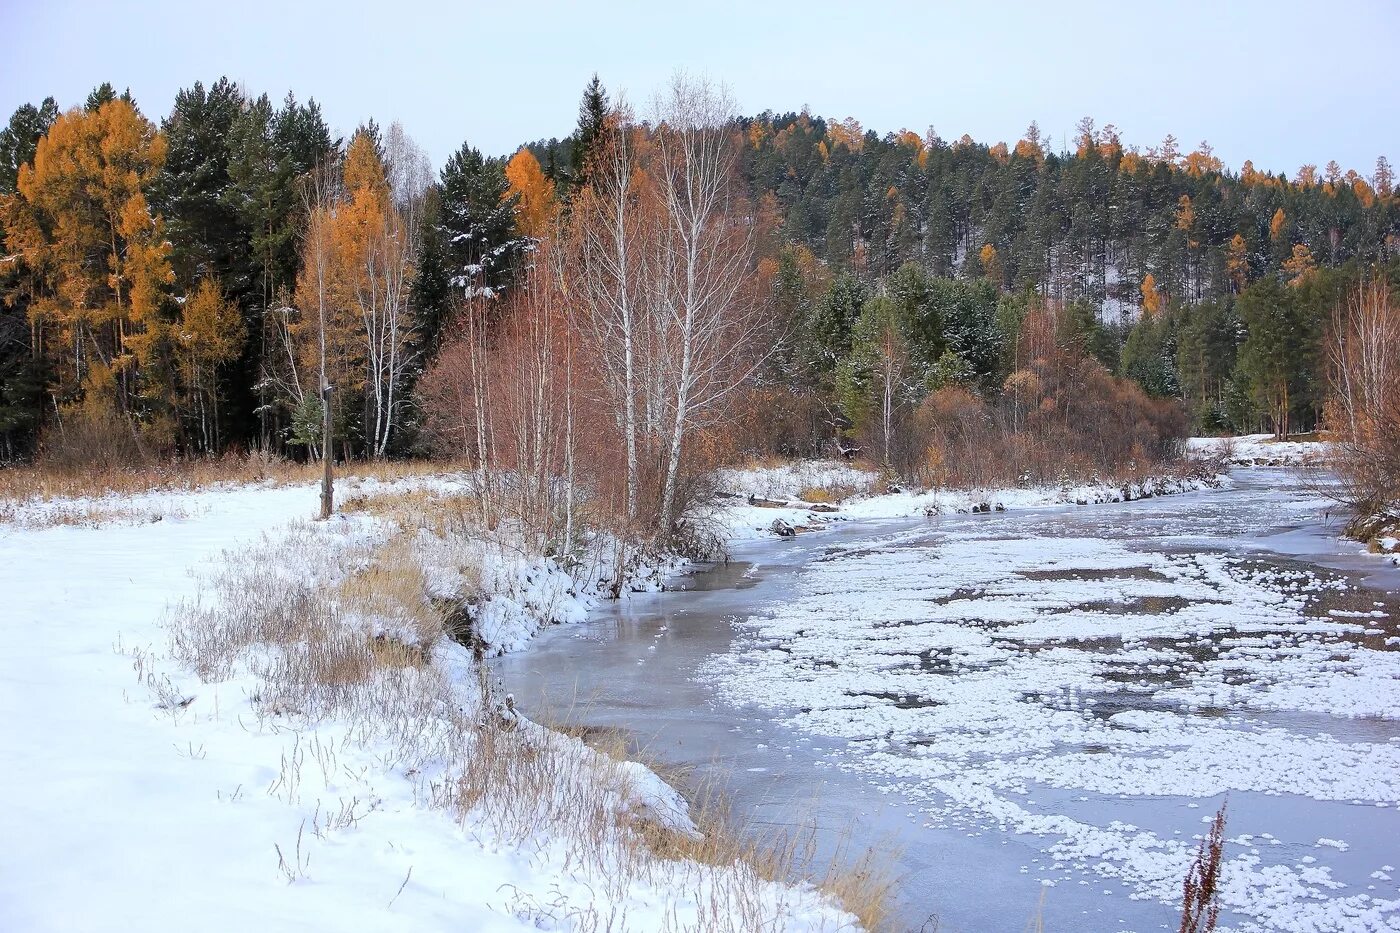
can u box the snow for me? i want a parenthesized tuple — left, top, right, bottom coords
(1188, 434, 1330, 466)
(715, 460, 879, 501)
(700, 490, 1400, 931)
(717, 459, 1227, 543)
(0, 479, 856, 932)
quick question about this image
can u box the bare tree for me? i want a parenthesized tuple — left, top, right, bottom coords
(1326, 279, 1400, 518)
(299, 162, 338, 519)
(649, 74, 766, 528)
(353, 193, 418, 458)
(571, 107, 646, 523)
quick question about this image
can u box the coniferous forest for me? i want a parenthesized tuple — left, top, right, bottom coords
(2, 75, 1396, 477)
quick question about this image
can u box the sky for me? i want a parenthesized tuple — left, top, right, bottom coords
(3, 0, 1398, 179)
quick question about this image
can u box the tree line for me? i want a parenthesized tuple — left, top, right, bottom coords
(0, 79, 528, 463)
(2, 75, 1395, 481)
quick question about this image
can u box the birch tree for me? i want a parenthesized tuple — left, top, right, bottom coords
(649, 75, 764, 528)
(571, 109, 646, 522)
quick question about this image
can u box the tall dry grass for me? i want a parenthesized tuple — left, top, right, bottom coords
(0, 450, 470, 502)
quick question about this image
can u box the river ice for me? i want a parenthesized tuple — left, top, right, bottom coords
(497, 470, 1400, 932)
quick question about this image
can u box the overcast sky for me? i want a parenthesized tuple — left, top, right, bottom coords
(4, 0, 1397, 179)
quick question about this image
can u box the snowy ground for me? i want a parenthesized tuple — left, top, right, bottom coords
(0, 478, 856, 932)
(716, 459, 1227, 543)
(1187, 434, 1330, 466)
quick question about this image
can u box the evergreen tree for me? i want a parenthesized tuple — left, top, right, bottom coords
(438, 140, 524, 297)
(569, 74, 609, 188)
(802, 273, 867, 376)
(408, 185, 453, 356)
(929, 278, 1001, 394)
(1121, 311, 1178, 397)
(154, 79, 249, 288)
(1236, 276, 1319, 438)
(0, 98, 59, 194)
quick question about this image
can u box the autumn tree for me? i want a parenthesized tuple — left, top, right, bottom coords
(282, 133, 419, 459)
(570, 76, 766, 534)
(1140, 273, 1163, 316)
(177, 278, 245, 451)
(505, 147, 559, 239)
(3, 99, 176, 450)
(336, 131, 419, 456)
(1225, 234, 1250, 292)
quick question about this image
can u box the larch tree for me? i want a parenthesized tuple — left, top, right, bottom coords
(177, 278, 245, 451)
(4, 99, 174, 442)
(504, 148, 559, 240)
(335, 131, 419, 457)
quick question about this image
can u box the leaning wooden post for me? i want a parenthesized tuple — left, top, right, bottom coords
(319, 381, 335, 519)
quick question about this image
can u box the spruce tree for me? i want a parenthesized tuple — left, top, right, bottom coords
(0, 98, 58, 194)
(438, 140, 524, 297)
(569, 74, 609, 187)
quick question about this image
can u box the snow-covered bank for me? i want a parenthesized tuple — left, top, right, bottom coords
(716, 459, 1227, 542)
(1187, 433, 1329, 466)
(0, 479, 858, 932)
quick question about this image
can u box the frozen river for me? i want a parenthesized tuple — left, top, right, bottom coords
(492, 470, 1400, 932)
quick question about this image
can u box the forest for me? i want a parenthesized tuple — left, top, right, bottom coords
(2, 74, 1397, 533)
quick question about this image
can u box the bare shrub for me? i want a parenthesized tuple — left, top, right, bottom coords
(1324, 279, 1400, 526)
(727, 385, 832, 461)
(40, 407, 150, 472)
(899, 302, 1189, 489)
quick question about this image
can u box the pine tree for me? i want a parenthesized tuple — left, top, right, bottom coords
(154, 79, 250, 289)
(408, 185, 453, 357)
(1237, 276, 1319, 438)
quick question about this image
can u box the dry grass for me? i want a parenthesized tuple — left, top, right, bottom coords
(798, 484, 861, 504)
(0, 452, 467, 505)
(165, 492, 888, 930)
(0, 498, 196, 529)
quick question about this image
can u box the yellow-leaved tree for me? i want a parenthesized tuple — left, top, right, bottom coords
(504, 148, 559, 239)
(1283, 243, 1316, 286)
(289, 131, 417, 458)
(1141, 273, 1163, 316)
(2, 99, 175, 451)
(177, 278, 246, 451)
(1226, 234, 1250, 293)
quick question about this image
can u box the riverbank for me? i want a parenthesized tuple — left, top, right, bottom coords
(0, 478, 864, 932)
(715, 457, 1228, 543)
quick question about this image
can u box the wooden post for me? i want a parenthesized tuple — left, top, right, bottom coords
(319, 382, 334, 519)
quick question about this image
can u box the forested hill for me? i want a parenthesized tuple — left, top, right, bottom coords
(2, 74, 1396, 466)
(536, 112, 1397, 318)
